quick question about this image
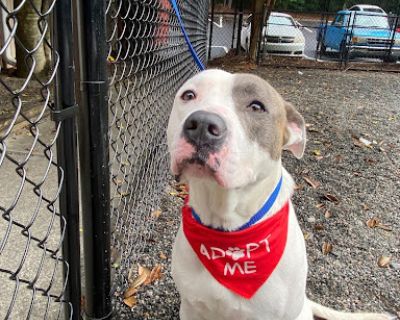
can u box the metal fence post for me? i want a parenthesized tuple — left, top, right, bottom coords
(317, 0, 330, 60)
(53, 0, 81, 317)
(388, 13, 399, 61)
(236, 0, 243, 55)
(231, 0, 238, 49)
(76, 0, 111, 317)
(208, 0, 215, 60)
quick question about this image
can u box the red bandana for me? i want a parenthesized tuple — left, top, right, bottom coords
(182, 199, 289, 299)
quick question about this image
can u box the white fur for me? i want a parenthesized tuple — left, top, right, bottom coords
(167, 69, 393, 320)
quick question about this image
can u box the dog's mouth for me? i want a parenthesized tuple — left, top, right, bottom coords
(174, 150, 224, 185)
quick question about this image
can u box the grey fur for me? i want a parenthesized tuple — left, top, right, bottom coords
(231, 74, 289, 160)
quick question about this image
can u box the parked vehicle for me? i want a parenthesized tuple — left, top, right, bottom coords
(318, 10, 400, 61)
(241, 12, 305, 56)
(349, 4, 386, 14)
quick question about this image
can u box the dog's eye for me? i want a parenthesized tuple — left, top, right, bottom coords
(181, 90, 196, 101)
(247, 101, 266, 113)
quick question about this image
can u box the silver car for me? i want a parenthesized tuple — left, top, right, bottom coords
(241, 12, 305, 56)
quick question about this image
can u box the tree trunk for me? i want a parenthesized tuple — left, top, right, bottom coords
(42, 0, 52, 69)
(249, 0, 265, 62)
(265, 0, 276, 28)
(15, 0, 48, 78)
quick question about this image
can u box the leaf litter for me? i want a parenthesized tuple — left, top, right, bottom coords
(123, 264, 163, 308)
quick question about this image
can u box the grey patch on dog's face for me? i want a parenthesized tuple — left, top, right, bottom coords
(232, 74, 287, 160)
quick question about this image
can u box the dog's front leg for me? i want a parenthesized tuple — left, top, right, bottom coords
(294, 298, 314, 320)
(179, 302, 191, 320)
(179, 301, 209, 320)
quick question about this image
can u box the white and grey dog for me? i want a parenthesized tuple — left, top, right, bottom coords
(167, 69, 392, 320)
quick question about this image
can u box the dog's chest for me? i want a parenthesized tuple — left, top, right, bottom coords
(172, 208, 308, 320)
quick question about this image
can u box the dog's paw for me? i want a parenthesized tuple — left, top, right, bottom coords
(226, 247, 245, 261)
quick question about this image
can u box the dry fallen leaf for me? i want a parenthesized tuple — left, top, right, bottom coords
(324, 193, 339, 203)
(366, 218, 392, 231)
(159, 252, 167, 260)
(324, 210, 332, 219)
(303, 176, 320, 189)
(362, 203, 370, 211)
(147, 264, 163, 284)
(367, 217, 379, 228)
(377, 224, 392, 232)
(359, 137, 372, 147)
(130, 265, 151, 289)
(151, 209, 162, 219)
(138, 265, 151, 276)
(303, 232, 313, 241)
(124, 286, 138, 299)
(313, 149, 321, 156)
(123, 295, 137, 308)
(353, 137, 365, 148)
(124, 264, 162, 306)
(315, 203, 325, 209)
(314, 223, 325, 231)
(322, 242, 333, 255)
(377, 256, 391, 268)
(294, 184, 304, 191)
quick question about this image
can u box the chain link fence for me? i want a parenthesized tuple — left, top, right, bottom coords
(208, 12, 239, 60)
(106, 0, 208, 314)
(0, 0, 209, 318)
(0, 0, 74, 317)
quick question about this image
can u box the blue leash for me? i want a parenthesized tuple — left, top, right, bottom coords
(170, 0, 206, 71)
(191, 176, 284, 231)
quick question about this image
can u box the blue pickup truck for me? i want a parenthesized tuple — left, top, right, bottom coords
(318, 10, 400, 61)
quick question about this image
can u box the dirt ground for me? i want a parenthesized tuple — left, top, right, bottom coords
(113, 65, 400, 319)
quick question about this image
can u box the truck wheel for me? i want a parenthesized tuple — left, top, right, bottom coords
(383, 54, 396, 63)
(320, 43, 327, 55)
(339, 41, 350, 60)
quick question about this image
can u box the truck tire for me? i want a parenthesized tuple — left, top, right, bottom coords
(383, 54, 396, 63)
(320, 42, 327, 55)
(339, 41, 350, 60)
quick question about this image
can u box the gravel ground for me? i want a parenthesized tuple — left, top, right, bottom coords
(114, 66, 400, 319)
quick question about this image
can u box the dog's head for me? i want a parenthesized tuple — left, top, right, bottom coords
(167, 69, 305, 189)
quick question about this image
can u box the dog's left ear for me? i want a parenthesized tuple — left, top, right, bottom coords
(283, 102, 306, 159)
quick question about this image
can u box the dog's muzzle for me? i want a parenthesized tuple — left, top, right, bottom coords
(183, 111, 227, 151)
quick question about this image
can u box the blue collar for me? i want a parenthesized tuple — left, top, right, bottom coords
(191, 176, 283, 232)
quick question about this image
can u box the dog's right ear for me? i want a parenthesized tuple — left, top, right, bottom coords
(283, 102, 306, 159)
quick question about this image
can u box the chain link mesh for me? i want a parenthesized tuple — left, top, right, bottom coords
(106, 0, 208, 312)
(0, 0, 71, 318)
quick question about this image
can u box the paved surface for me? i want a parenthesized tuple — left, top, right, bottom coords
(0, 118, 67, 319)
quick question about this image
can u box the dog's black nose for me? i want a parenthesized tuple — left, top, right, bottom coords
(183, 111, 227, 149)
